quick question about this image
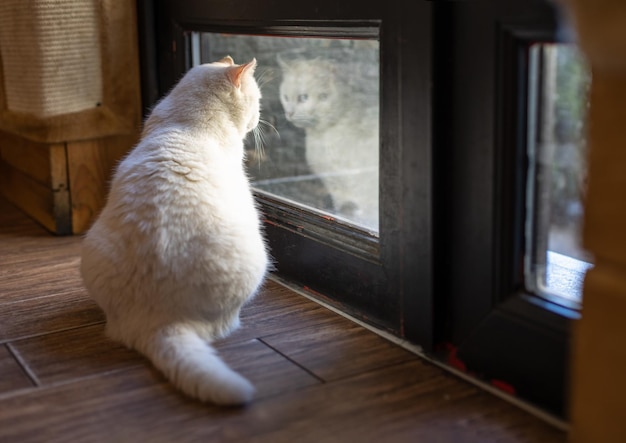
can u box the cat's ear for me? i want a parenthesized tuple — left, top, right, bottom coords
(217, 55, 235, 65)
(225, 59, 257, 89)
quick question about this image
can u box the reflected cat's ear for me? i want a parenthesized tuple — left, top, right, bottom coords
(276, 54, 289, 70)
(217, 55, 235, 65)
(226, 58, 257, 89)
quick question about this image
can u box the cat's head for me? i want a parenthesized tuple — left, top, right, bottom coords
(277, 56, 344, 130)
(217, 56, 261, 134)
(149, 56, 261, 137)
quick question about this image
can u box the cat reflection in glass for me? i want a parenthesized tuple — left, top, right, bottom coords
(278, 54, 379, 229)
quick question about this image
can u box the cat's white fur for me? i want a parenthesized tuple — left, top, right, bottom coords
(80, 56, 268, 406)
(278, 56, 379, 229)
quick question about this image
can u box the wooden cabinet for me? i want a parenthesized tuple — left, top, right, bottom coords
(0, 134, 137, 234)
(0, 0, 141, 234)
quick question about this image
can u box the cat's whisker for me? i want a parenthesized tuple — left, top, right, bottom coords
(257, 133, 269, 160)
(259, 128, 270, 146)
(257, 129, 267, 157)
(250, 126, 265, 170)
(256, 121, 276, 162)
(259, 118, 280, 139)
(255, 68, 276, 89)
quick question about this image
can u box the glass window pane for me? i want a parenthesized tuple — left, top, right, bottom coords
(526, 43, 592, 306)
(194, 33, 380, 233)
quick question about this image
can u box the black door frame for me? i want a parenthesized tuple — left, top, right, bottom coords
(138, 0, 435, 348)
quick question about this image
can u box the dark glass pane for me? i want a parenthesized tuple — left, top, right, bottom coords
(526, 43, 592, 306)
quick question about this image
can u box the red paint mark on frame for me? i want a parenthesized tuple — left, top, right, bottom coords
(491, 379, 516, 395)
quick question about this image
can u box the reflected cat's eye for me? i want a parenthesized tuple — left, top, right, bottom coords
(297, 94, 308, 103)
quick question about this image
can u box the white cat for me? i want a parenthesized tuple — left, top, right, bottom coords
(80, 56, 269, 406)
(278, 55, 379, 229)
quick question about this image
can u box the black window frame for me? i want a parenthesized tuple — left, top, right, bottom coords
(138, 0, 435, 347)
(433, 0, 579, 419)
(139, 0, 579, 420)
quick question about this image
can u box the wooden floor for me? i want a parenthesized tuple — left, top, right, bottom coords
(0, 197, 567, 443)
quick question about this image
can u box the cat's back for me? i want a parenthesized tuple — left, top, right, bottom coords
(79, 58, 273, 406)
(81, 128, 266, 292)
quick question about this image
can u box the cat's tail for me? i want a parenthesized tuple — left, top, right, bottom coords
(138, 325, 254, 406)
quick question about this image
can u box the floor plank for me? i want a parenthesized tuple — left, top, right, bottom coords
(214, 339, 322, 398)
(215, 361, 566, 443)
(0, 360, 564, 443)
(0, 238, 83, 305)
(0, 291, 104, 343)
(11, 320, 321, 398)
(224, 280, 345, 344)
(9, 323, 145, 385)
(260, 318, 417, 381)
(0, 344, 34, 394)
